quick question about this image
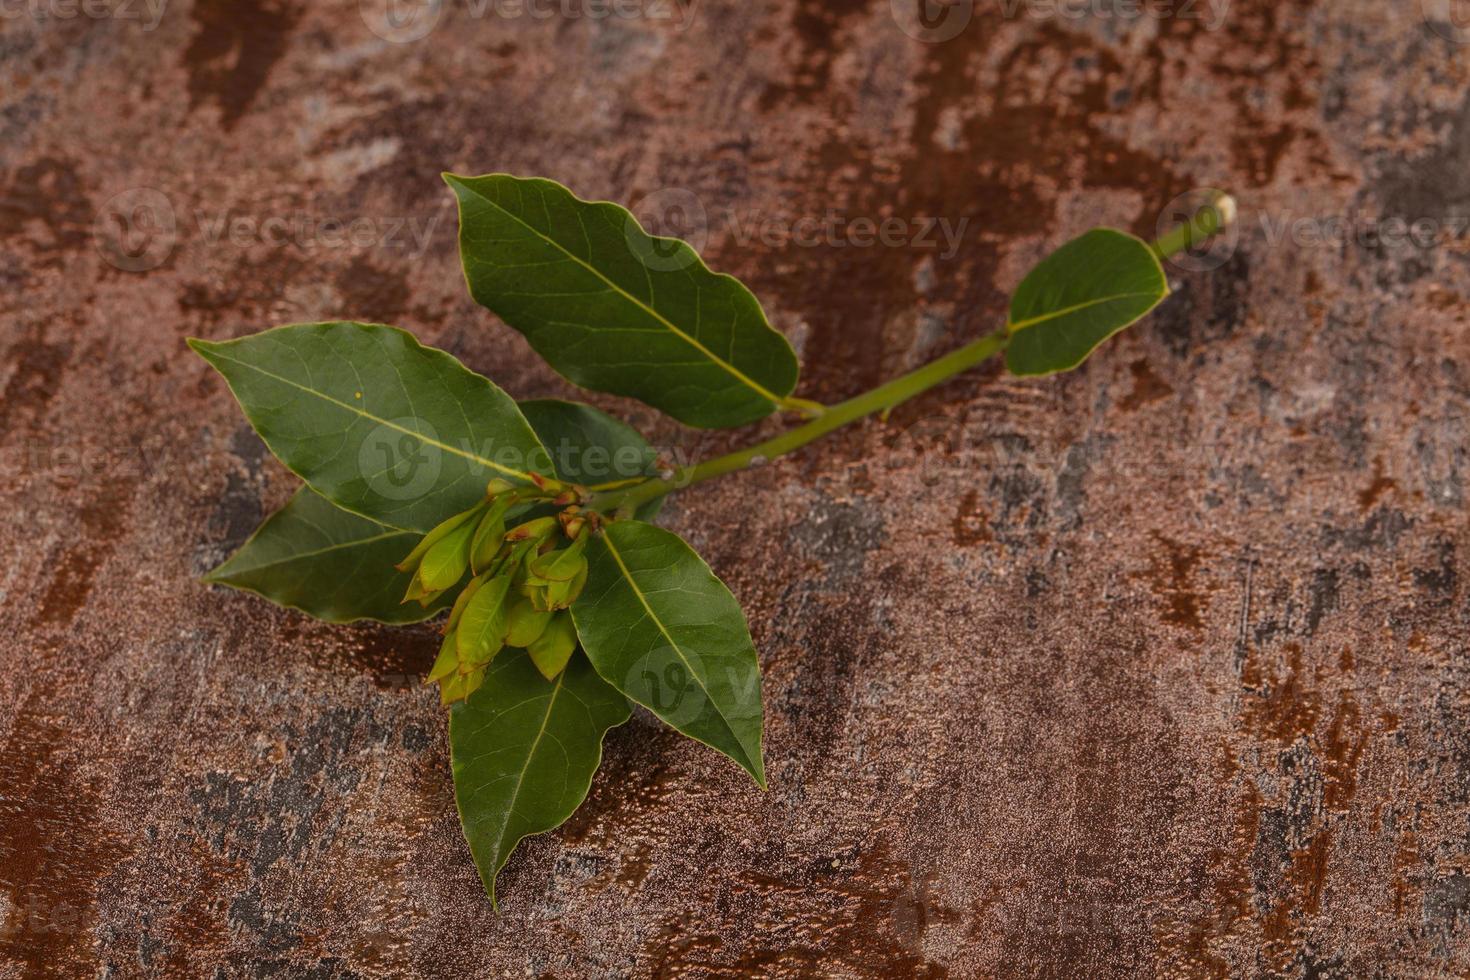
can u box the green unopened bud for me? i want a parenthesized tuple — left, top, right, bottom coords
(545, 563, 589, 610)
(429, 620, 495, 705)
(564, 562, 588, 606)
(557, 506, 588, 540)
(502, 538, 536, 581)
(505, 515, 558, 543)
(444, 574, 485, 634)
(426, 630, 460, 684)
(402, 573, 435, 606)
(485, 478, 515, 499)
(439, 670, 468, 705)
(395, 505, 480, 573)
(529, 472, 568, 495)
(470, 497, 515, 574)
(504, 598, 553, 648)
(460, 664, 487, 700)
(439, 659, 488, 705)
(528, 534, 588, 582)
(414, 518, 476, 596)
(457, 572, 513, 667)
(528, 612, 577, 681)
(524, 554, 589, 611)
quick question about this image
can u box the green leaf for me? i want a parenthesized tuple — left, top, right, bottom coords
(416, 519, 475, 593)
(519, 399, 658, 488)
(1004, 229, 1169, 377)
(457, 573, 513, 666)
(447, 173, 800, 429)
(504, 599, 553, 648)
(572, 520, 765, 787)
(450, 652, 631, 905)
(527, 613, 577, 681)
(521, 398, 664, 520)
(204, 487, 447, 624)
(189, 322, 554, 533)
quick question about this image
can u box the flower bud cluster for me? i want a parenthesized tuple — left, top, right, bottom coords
(395, 477, 595, 703)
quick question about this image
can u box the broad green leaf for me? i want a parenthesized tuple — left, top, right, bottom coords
(572, 521, 765, 787)
(450, 652, 631, 905)
(446, 173, 800, 429)
(520, 398, 663, 519)
(204, 487, 448, 624)
(189, 322, 554, 533)
(1004, 229, 1169, 377)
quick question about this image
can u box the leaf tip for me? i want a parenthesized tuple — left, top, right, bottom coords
(732, 741, 767, 790)
(748, 749, 767, 790)
(199, 559, 234, 586)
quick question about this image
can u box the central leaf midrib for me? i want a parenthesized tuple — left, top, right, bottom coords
(460, 181, 784, 408)
(484, 670, 565, 884)
(212, 529, 410, 576)
(1008, 291, 1161, 333)
(600, 531, 753, 768)
(201, 346, 540, 483)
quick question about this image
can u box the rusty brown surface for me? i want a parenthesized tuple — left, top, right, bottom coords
(2, 1, 1469, 976)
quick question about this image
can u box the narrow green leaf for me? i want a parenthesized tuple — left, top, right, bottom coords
(428, 633, 459, 682)
(447, 173, 800, 429)
(189, 322, 554, 533)
(417, 519, 475, 593)
(458, 573, 512, 666)
(204, 487, 446, 624)
(520, 398, 663, 520)
(529, 537, 588, 582)
(572, 521, 765, 787)
(398, 506, 481, 574)
(450, 652, 631, 905)
(1004, 228, 1169, 377)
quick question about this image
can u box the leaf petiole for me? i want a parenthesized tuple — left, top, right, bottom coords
(779, 395, 828, 418)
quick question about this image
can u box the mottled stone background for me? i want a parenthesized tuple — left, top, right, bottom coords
(2, 0, 1468, 976)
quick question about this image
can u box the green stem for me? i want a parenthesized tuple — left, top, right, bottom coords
(1150, 190, 1236, 261)
(598, 329, 1011, 514)
(593, 195, 1236, 517)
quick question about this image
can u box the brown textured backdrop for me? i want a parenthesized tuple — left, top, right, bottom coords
(2, 0, 1469, 976)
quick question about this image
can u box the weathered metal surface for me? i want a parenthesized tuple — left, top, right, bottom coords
(1, 1, 1467, 976)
